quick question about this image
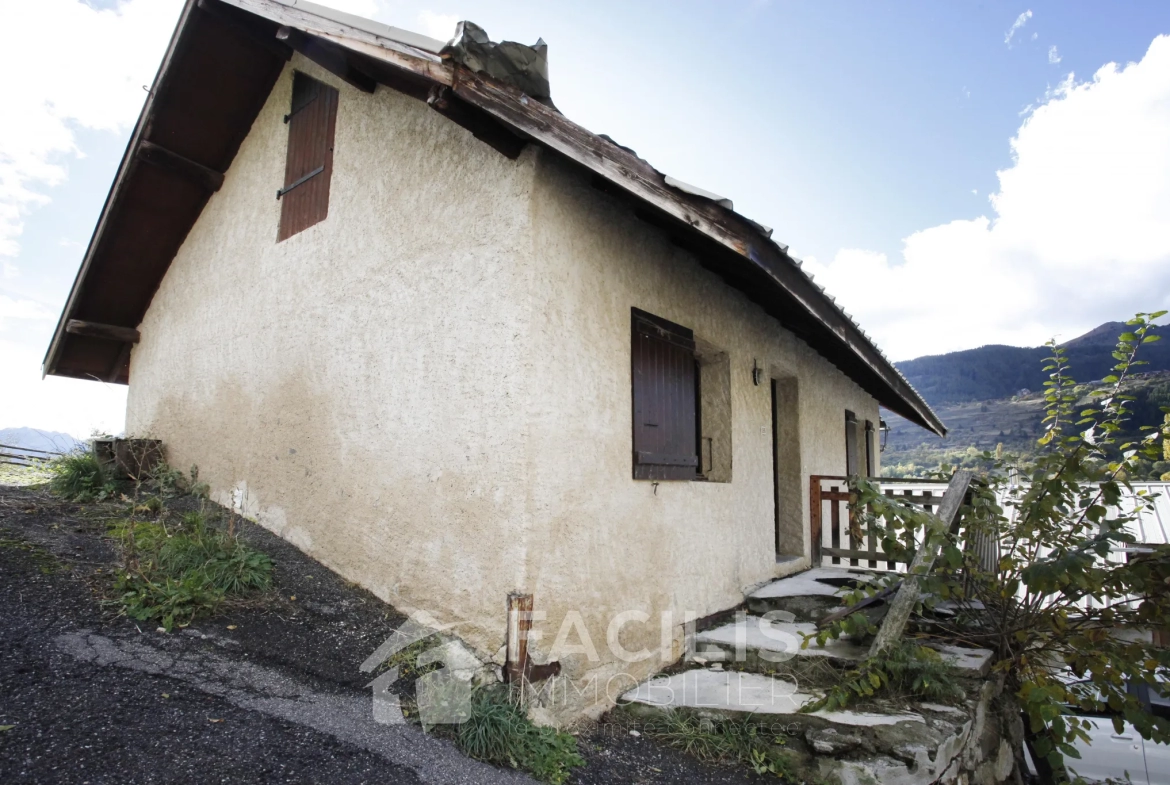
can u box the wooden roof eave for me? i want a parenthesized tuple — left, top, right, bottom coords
(44, 0, 945, 437)
(42, 0, 201, 381)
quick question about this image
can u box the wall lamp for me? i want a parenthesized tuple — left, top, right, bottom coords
(879, 418, 890, 452)
(752, 359, 763, 386)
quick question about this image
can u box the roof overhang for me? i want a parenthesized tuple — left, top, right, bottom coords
(44, 0, 946, 436)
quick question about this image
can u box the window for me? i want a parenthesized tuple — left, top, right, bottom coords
(278, 72, 339, 241)
(845, 411, 860, 477)
(631, 309, 699, 480)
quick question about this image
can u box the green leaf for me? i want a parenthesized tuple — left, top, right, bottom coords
(0, 725, 13, 732)
(1143, 335, 1161, 343)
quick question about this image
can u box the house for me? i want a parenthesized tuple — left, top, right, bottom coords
(44, 0, 945, 719)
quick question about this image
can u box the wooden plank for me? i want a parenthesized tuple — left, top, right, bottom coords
(820, 546, 896, 561)
(277, 27, 376, 93)
(636, 451, 698, 467)
(868, 470, 973, 657)
(810, 477, 822, 564)
(136, 140, 226, 192)
(66, 320, 140, 344)
(506, 593, 533, 685)
(830, 485, 842, 566)
(818, 583, 899, 629)
(0, 444, 64, 456)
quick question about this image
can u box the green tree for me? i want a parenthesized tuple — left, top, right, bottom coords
(820, 314, 1170, 785)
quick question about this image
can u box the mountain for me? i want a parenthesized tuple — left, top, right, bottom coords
(895, 321, 1170, 406)
(0, 428, 84, 456)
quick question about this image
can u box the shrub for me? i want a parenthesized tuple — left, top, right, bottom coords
(48, 450, 117, 501)
(455, 688, 583, 784)
(112, 510, 273, 630)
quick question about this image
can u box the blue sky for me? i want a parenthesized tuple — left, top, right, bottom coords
(3, 0, 1170, 436)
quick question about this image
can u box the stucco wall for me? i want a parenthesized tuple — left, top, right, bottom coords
(126, 54, 881, 720)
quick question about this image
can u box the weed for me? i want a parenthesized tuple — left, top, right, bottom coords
(640, 710, 793, 778)
(802, 640, 965, 713)
(455, 687, 584, 784)
(48, 451, 117, 502)
(110, 511, 273, 630)
(381, 638, 442, 681)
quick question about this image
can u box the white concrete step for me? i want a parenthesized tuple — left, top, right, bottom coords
(746, 567, 877, 620)
(620, 667, 925, 726)
(694, 616, 993, 676)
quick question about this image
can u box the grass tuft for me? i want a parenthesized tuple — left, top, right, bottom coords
(803, 640, 965, 713)
(455, 688, 584, 784)
(48, 451, 117, 502)
(111, 510, 273, 630)
(640, 710, 794, 778)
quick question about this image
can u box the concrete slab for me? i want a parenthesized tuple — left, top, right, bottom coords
(696, 617, 869, 663)
(924, 642, 994, 677)
(749, 568, 877, 600)
(620, 668, 925, 726)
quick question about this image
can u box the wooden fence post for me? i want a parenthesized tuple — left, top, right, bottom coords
(867, 470, 973, 658)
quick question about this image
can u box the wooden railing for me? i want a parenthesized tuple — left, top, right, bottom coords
(0, 443, 65, 467)
(810, 475, 952, 572)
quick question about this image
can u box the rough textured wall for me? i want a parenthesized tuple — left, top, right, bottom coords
(127, 53, 882, 721)
(127, 55, 542, 657)
(520, 153, 881, 717)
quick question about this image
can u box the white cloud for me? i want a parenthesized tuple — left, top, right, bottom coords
(0, 0, 181, 261)
(805, 35, 1170, 361)
(0, 294, 54, 330)
(0, 338, 126, 436)
(1005, 9, 1033, 46)
(1048, 45, 1062, 64)
(417, 10, 461, 42)
(316, 0, 380, 18)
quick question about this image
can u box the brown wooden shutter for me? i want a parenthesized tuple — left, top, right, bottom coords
(845, 411, 860, 476)
(631, 309, 699, 480)
(278, 72, 339, 241)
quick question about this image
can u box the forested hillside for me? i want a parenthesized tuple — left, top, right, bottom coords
(883, 320, 1170, 478)
(896, 321, 1170, 405)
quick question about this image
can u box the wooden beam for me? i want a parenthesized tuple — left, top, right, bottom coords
(867, 470, 973, 658)
(427, 85, 526, 159)
(66, 320, 140, 344)
(136, 140, 225, 192)
(277, 26, 376, 93)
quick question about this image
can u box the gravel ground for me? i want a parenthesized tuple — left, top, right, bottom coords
(0, 484, 768, 784)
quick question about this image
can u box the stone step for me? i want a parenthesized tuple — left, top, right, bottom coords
(618, 667, 1013, 785)
(694, 617, 993, 678)
(747, 567, 877, 621)
(619, 667, 924, 725)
